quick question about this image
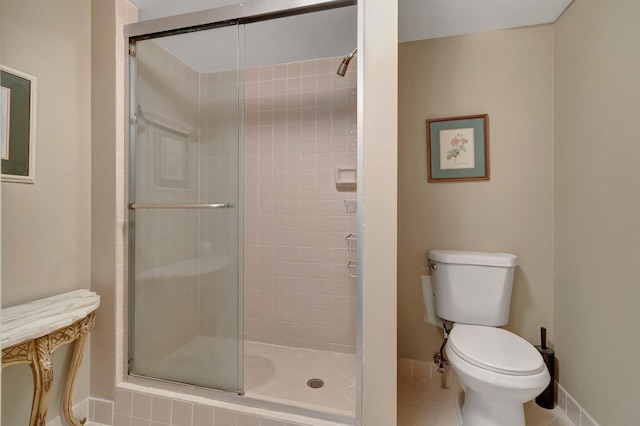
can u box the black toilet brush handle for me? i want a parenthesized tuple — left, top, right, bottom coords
(535, 326, 555, 409)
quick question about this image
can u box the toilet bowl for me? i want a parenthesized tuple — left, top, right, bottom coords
(446, 324, 550, 426)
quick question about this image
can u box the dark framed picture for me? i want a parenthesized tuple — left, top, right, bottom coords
(426, 114, 489, 182)
(1, 65, 37, 184)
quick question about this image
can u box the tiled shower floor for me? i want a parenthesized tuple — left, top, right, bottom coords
(163, 336, 356, 417)
(244, 341, 356, 416)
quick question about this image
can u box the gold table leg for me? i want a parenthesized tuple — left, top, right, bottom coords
(27, 351, 44, 426)
(62, 312, 95, 426)
(2, 340, 45, 426)
(31, 336, 54, 426)
(62, 333, 89, 425)
(2, 311, 96, 426)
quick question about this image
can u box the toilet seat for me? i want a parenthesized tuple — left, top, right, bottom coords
(448, 325, 545, 376)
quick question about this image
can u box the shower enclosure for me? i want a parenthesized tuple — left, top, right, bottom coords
(126, 0, 358, 420)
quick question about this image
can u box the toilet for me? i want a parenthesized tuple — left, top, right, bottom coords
(426, 250, 550, 426)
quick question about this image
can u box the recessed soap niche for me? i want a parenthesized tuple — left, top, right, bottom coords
(336, 167, 357, 191)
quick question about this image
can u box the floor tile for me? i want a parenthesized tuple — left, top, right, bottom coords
(398, 369, 573, 426)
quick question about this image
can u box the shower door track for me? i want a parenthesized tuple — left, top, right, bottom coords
(124, 0, 356, 41)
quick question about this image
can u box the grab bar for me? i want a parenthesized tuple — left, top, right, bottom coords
(135, 105, 199, 140)
(129, 203, 233, 210)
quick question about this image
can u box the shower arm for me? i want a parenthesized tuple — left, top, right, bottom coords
(336, 47, 357, 76)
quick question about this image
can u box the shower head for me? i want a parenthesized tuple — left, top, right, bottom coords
(337, 47, 357, 77)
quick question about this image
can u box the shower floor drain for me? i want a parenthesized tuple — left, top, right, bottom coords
(307, 378, 324, 389)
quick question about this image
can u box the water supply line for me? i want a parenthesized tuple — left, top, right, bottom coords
(434, 321, 451, 388)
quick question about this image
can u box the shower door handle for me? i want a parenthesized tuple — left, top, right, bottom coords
(128, 203, 234, 210)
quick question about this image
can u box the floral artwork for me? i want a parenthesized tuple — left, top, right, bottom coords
(439, 127, 475, 170)
(447, 133, 467, 159)
(426, 114, 489, 182)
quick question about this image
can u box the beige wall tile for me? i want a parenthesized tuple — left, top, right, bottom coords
(240, 57, 357, 353)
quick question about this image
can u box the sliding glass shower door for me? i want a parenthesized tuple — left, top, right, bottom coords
(128, 24, 243, 393)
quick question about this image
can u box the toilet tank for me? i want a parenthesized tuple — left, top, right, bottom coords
(428, 250, 518, 326)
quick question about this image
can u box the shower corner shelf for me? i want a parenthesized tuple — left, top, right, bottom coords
(345, 233, 357, 252)
(344, 199, 357, 214)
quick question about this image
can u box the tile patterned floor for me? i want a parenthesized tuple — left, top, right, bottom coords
(398, 372, 574, 426)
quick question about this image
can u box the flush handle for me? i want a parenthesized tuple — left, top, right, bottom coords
(430, 263, 437, 270)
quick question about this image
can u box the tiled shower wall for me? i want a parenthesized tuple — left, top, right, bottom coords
(243, 58, 358, 353)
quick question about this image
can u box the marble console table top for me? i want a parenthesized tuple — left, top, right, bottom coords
(1, 289, 100, 348)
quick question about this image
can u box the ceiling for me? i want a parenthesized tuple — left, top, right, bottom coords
(128, 0, 572, 72)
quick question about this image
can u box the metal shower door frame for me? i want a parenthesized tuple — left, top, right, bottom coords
(123, 0, 358, 412)
(124, 0, 356, 40)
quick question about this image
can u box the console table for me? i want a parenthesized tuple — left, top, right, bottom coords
(1, 289, 100, 426)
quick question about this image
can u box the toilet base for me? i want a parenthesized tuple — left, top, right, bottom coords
(454, 392, 464, 425)
(455, 390, 526, 426)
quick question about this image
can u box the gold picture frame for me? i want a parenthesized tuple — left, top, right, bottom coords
(426, 114, 489, 182)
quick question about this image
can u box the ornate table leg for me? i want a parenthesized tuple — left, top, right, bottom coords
(27, 349, 43, 426)
(2, 341, 44, 426)
(62, 312, 95, 426)
(31, 337, 54, 426)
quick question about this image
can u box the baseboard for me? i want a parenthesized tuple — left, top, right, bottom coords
(46, 399, 89, 426)
(45, 397, 116, 425)
(398, 357, 452, 381)
(88, 397, 115, 425)
(557, 384, 600, 426)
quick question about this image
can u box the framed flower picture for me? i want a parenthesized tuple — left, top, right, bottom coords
(426, 114, 489, 182)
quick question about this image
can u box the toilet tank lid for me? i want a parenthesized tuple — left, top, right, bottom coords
(428, 250, 518, 267)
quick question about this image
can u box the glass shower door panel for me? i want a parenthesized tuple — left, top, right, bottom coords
(129, 26, 242, 393)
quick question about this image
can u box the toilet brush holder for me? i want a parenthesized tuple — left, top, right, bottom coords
(535, 327, 555, 409)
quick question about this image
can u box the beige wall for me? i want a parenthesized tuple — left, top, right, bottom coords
(1, 0, 92, 422)
(554, 1, 640, 425)
(90, 0, 117, 403)
(91, 0, 136, 401)
(398, 26, 555, 360)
